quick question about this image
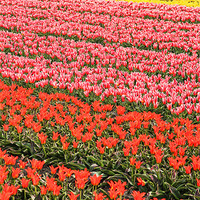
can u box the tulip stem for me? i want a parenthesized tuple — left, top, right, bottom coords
(19, 133, 21, 142)
(88, 141, 90, 151)
(157, 183, 159, 192)
(64, 150, 67, 161)
(133, 168, 136, 186)
(66, 177, 69, 190)
(42, 144, 46, 157)
(24, 190, 26, 200)
(80, 189, 82, 200)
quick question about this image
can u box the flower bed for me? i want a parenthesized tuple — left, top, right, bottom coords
(0, 0, 199, 199)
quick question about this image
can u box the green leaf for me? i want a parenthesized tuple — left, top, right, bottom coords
(99, 188, 110, 199)
(112, 169, 133, 185)
(132, 173, 152, 182)
(148, 191, 166, 199)
(172, 179, 187, 188)
(101, 169, 115, 176)
(170, 186, 182, 199)
(163, 182, 182, 199)
(107, 159, 114, 168)
(148, 180, 156, 192)
(90, 169, 103, 177)
(183, 193, 200, 200)
(66, 162, 86, 170)
(86, 155, 102, 166)
(185, 183, 197, 193)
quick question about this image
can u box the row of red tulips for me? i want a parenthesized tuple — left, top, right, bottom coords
(0, 0, 200, 199)
(0, 148, 156, 200)
(0, 78, 200, 199)
(0, 79, 200, 171)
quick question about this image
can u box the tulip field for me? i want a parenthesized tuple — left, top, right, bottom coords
(0, 0, 200, 199)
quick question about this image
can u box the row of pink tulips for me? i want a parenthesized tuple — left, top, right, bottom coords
(0, 30, 199, 78)
(1, 0, 200, 22)
(0, 1, 200, 51)
(0, 48, 200, 115)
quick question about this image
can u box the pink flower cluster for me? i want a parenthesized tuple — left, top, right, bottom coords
(0, 0, 199, 116)
(0, 0, 200, 50)
(0, 47, 200, 115)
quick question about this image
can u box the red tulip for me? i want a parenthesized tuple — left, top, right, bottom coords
(90, 174, 102, 186)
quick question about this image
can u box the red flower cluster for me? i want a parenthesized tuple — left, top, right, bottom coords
(74, 168, 90, 189)
(0, 0, 199, 199)
(108, 180, 126, 199)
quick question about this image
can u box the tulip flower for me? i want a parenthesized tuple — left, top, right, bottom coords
(137, 177, 145, 186)
(196, 178, 200, 187)
(37, 132, 47, 144)
(12, 168, 21, 179)
(90, 174, 102, 186)
(132, 191, 146, 200)
(68, 192, 80, 200)
(21, 178, 30, 188)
